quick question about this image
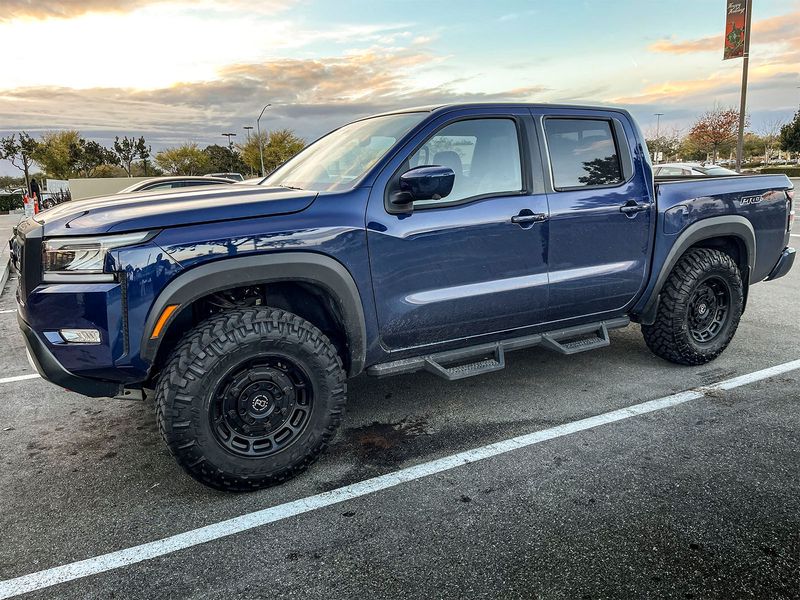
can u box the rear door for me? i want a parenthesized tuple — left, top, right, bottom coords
(532, 109, 654, 322)
(366, 108, 550, 351)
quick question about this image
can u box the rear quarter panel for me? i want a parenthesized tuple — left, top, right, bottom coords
(654, 174, 791, 282)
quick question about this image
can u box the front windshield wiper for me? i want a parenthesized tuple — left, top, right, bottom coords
(276, 184, 305, 191)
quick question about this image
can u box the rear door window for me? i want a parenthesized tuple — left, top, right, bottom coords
(544, 118, 623, 189)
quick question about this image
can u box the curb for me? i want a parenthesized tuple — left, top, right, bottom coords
(0, 249, 9, 297)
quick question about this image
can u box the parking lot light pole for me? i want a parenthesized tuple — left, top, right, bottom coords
(257, 103, 272, 176)
(243, 126, 254, 176)
(654, 113, 664, 163)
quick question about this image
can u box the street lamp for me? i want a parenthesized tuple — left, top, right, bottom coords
(653, 113, 664, 163)
(257, 103, 272, 176)
(221, 133, 237, 172)
(243, 126, 254, 176)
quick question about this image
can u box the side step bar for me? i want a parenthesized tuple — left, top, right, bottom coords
(368, 317, 629, 381)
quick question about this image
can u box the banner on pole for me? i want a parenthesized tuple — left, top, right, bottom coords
(724, 0, 747, 60)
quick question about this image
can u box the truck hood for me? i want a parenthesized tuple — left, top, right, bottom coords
(35, 185, 318, 236)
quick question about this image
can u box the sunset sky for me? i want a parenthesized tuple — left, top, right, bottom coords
(1, 0, 799, 175)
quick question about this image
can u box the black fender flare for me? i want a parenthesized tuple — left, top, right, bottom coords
(140, 253, 367, 376)
(637, 215, 756, 325)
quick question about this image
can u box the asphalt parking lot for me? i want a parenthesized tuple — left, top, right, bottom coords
(0, 230, 799, 599)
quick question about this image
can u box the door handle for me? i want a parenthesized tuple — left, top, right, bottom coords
(620, 201, 650, 217)
(511, 211, 547, 225)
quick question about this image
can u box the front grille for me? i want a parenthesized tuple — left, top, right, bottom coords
(11, 219, 43, 303)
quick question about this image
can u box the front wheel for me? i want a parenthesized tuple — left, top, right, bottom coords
(642, 248, 743, 366)
(155, 307, 346, 491)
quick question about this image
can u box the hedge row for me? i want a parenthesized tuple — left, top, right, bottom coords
(759, 167, 800, 177)
(0, 194, 23, 212)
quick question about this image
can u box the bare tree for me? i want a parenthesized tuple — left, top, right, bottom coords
(758, 119, 783, 164)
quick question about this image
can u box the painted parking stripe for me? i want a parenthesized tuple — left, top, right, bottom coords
(1, 358, 799, 599)
(0, 309, 16, 314)
(0, 373, 39, 384)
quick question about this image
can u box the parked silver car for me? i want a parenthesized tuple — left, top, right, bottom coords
(653, 162, 739, 177)
(117, 176, 235, 194)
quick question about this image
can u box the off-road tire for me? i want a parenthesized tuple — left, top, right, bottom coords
(155, 307, 346, 491)
(642, 248, 743, 366)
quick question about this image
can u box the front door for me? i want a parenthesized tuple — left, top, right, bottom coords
(366, 111, 550, 351)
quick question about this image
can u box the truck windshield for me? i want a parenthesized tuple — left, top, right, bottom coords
(262, 112, 426, 192)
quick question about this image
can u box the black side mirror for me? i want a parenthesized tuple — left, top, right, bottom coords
(388, 165, 455, 213)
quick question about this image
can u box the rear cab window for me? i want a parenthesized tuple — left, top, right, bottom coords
(544, 118, 624, 190)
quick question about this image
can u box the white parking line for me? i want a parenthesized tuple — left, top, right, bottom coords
(790, 233, 800, 238)
(0, 373, 39, 384)
(1, 358, 799, 599)
(0, 309, 17, 314)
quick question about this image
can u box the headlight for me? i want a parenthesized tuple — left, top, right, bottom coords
(42, 231, 153, 282)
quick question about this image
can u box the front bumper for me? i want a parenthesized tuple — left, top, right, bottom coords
(765, 247, 796, 281)
(18, 312, 122, 398)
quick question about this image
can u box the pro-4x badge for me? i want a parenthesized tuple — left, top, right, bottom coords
(740, 194, 764, 205)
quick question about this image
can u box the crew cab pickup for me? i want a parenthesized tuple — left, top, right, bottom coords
(11, 104, 795, 491)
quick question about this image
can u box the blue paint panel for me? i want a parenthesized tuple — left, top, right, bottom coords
(365, 106, 550, 351)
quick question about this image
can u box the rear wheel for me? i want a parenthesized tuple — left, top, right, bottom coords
(156, 307, 346, 491)
(642, 248, 743, 366)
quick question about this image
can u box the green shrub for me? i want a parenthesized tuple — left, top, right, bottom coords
(0, 194, 23, 212)
(759, 166, 800, 177)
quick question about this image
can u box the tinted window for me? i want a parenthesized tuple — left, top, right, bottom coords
(657, 166, 684, 176)
(545, 119, 623, 189)
(143, 182, 179, 190)
(407, 118, 522, 206)
(696, 165, 738, 176)
(181, 180, 224, 187)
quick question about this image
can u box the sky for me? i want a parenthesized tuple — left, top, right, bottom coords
(1, 0, 799, 176)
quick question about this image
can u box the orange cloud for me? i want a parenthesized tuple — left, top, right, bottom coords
(649, 10, 800, 54)
(2, 0, 290, 21)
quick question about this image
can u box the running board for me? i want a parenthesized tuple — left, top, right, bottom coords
(368, 317, 629, 380)
(540, 323, 610, 355)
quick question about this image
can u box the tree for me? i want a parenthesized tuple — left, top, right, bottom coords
(646, 128, 682, 163)
(155, 143, 209, 175)
(70, 138, 119, 177)
(0, 175, 26, 191)
(238, 129, 305, 175)
(741, 133, 765, 162)
(687, 106, 746, 164)
(203, 144, 246, 174)
(678, 135, 708, 162)
(114, 135, 150, 176)
(779, 108, 800, 154)
(131, 161, 163, 177)
(578, 155, 622, 185)
(137, 138, 152, 176)
(93, 164, 128, 178)
(0, 132, 38, 191)
(758, 119, 783, 163)
(32, 130, 82, 179)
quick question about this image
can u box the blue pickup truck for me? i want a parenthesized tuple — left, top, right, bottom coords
(11, 103, 795, 490)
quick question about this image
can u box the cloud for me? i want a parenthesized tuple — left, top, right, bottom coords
(649, 10, 800, 54)
(0, 48, 548, 149)
(1, 0, 291, 21)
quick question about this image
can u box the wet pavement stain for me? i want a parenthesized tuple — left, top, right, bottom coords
(318, 414, 556, 493)
(348, 417, 433, 454)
